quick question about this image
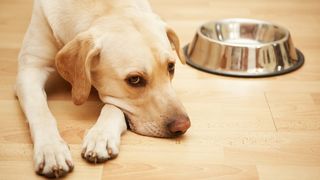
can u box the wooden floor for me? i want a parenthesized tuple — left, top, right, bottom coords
(1, 0, 320, 179)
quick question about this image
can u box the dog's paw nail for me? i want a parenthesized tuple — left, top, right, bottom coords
(107, 147, 118, 159)
(88, 151, 96, 158)
(81, 148, 86, 158)
(92, 152, 98, 163)
(52, 166, 59, 178)
(85, 151, 99, 163)
(36, 162, 45, 174)
(88, 151, 93, 157)
(66, 160, 74, 171)
(39, 162, 45, 170)
(108, 148, 112, 155)
(52, 165, 58, 171)
(92, 152, 97, 158)
(59, 165, 63, 171)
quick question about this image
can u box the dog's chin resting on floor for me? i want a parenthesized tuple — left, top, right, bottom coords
(16, 0, 191, 178)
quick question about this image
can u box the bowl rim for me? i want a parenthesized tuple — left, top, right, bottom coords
(197, 18, 290, 48)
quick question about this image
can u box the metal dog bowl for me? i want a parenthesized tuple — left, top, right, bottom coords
(184, 18, 304, 77)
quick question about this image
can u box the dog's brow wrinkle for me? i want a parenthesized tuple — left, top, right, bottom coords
(127, 70, 149, 80)
(167, 57, 176, 64)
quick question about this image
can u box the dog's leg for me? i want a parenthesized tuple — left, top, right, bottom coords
(16, 67, 74, 178)
(82, 104, 127, 163)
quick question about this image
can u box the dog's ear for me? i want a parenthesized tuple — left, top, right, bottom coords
(166, 27, 186, 64)
(55, 32, 100, 105)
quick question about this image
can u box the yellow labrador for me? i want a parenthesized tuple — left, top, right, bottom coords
(16, 0, 190, 178)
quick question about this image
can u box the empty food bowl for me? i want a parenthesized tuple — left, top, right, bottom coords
(184, 18, 304, 77)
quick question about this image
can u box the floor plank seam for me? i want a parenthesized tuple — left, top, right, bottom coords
(264, 92, 278, 132)
(100, 162, 105, 180)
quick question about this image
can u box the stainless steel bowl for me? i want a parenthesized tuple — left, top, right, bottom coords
(184, 18, 304, 77)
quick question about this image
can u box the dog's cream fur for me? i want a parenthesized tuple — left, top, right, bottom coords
(16, 0, 190, 178)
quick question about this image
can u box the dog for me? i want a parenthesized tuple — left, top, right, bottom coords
(16, 0, 191, 178)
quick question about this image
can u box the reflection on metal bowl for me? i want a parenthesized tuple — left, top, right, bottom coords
(184, 18, 304, 77)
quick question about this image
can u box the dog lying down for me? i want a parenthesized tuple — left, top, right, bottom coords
(16, 0, 190, 178)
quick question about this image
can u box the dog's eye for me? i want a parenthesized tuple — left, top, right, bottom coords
(168, 62, 175, 74)
(126, 75, 146, 87)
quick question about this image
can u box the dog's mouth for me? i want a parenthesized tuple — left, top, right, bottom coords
(124, 113, 134, 130)
(123, 112, 168, 137)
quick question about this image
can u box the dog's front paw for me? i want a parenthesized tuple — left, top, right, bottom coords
(34, 138, 74, 178)
(82, 128, 120, 163)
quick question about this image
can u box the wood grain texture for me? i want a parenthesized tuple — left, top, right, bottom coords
(1, 0, 320, 179)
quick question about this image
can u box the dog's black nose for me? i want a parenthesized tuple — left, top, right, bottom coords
(167, 117, 191, 136)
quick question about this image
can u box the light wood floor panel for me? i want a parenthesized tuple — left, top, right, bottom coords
(265, 93, 320, 131)
(1, 0, 320, 179)
(257, 165, 320, 180)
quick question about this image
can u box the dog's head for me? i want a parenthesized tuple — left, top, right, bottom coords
(55, 15, 190, 138)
